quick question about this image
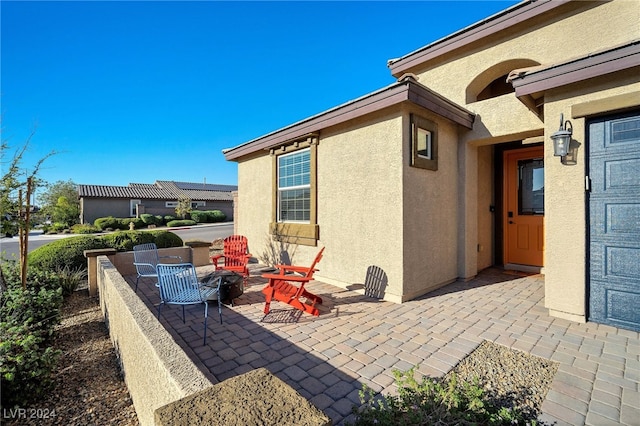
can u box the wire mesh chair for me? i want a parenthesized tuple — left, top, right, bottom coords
(156, 263, 222, 345)
(132, 243, 182, 292)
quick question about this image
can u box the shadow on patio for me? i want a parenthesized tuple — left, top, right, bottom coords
(120, 262, 639, 426)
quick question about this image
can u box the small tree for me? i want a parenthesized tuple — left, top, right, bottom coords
(175, 195, 192, 219)
(1, 128, 57, 288)
(38, 179, 79, 227)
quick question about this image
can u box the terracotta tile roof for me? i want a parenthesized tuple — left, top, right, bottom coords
(78, 180, 236, 201)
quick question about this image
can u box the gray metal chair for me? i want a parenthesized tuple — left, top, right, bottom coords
(156, 263, 222, 345)
(132, 243, 181, 292)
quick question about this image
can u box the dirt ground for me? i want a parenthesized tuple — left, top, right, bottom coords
(4, 289, 139, 426)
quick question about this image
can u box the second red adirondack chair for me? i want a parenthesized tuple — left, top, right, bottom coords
(261, 247, 325, 317)
(210, 235, 252, 286)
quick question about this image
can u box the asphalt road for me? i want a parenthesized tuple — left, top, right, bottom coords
(0, 222, 234, 260)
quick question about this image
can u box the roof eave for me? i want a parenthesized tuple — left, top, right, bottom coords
(510, 41, 640, 97)
(223, 79, 475, 161)
(388, 0, 572, 77)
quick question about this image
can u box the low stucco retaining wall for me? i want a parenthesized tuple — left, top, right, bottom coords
(96, 255, 214, 426)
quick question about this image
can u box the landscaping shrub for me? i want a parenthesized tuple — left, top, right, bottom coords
(149, 230, 184, 248)
(71, 223, 101, 234)
(119, 217, 144, 230)
(0, 262, 64, 409)
(164, 215, 176, 223)
(101, 230, 155, 252)
(208, 210, 226, 222)
(29, 235, 108, 272)
(166, 219, 196, 228)
(348, 368, 534, 426)
(190, 210, 226, 223)
(56, 266, 87, 296)
(140, 213, 163, 226)
(28, 230, 184, 273)
(94, 216, 120, 231)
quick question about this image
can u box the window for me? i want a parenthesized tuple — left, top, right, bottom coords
(130, 199, 141, 217)
(410, 115, 438, 170)
(270, 135, 319, 246)
(191, 201, 206, 209)
(278, 149, 310, 222)
(165, 201, 178, 208)
(518, 158, 544, 215)
(417, 128, 432, 159)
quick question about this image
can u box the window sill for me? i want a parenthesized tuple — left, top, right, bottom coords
(270, 222, 319, 246)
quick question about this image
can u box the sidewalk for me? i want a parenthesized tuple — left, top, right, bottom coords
(130, 267, 639, 426)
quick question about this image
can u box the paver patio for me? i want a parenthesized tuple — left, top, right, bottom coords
(128, 266, 639, 426)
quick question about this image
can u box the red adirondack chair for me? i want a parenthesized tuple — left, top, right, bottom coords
(261, 247, 325, 317)
(210, 235, 252, 286)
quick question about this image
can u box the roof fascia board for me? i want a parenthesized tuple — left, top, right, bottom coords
(388, 0, 571, 77)
(408, 84, 475, 128)
(512, 41, 640, 96)
(224, 81, 475, 161)
(224, 83, 408, 160)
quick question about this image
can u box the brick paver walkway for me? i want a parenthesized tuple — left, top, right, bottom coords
(130, 267, 639, 425)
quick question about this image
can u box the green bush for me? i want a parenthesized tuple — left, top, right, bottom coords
(0, 263, 64, 409)
(348, 368, 535, 426)
(119, 218, 144, 229)
(94, 216, 120, 231)
(190, 210, 226, 223)
(0, 324, 61, 408)
(28, 230, 184, 272)
(166, 219, 196, 227)
(29, 235, 108, 272)
(101, 230, 155, 251)
(150, 230, 184, 248)
(164, 215, 176, 223)
(56, 266, 87, 296)
(71, 223, 101, 234)
(209, 210, 226, 222)
(140, 213, 163, 226)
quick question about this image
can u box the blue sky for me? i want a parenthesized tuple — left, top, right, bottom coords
(2, 1, 517, 188)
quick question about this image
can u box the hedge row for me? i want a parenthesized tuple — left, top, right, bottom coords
(189, 210, 226, 223)
(28, 230, 184, 272)
(91, 210, 224, 231)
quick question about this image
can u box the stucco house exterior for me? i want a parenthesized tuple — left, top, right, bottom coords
(223, 0, 640, 331)
(78, 180, 236, 225)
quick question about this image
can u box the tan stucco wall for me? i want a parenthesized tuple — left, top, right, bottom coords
(317, 110, 405, 301)
(236, 109, 407, 302)
(96, 256, 214, 426)
(412, 1, 637, 146)
(413, 1, 638, 104)
(402, 107, 460, 299)
(542, 71, 640, 322)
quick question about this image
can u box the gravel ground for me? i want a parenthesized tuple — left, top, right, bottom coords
(4, 289, 139, 426)
(447, 340, 559, 420)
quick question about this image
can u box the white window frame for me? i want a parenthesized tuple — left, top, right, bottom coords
(130, 199, 141, 217)
(165, 201, 178, 208)
(277, 148, 311, 223)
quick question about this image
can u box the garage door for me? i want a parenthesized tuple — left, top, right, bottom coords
(588, 110, 640, 331)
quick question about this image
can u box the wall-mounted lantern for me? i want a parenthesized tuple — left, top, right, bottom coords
(551, 113, 573, 163)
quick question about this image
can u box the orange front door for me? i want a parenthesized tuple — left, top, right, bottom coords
(503, 146, 544, 267)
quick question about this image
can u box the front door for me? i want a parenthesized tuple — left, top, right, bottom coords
(588, 110, 640, 331)
(503, 146, 544, 267)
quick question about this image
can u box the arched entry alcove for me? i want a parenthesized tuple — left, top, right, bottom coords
(466, 59, 540, 104)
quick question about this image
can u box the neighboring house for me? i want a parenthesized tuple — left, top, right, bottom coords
(78, 180, 237, 225)
(223, 0, 640, 331)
